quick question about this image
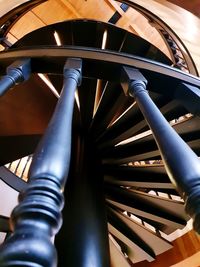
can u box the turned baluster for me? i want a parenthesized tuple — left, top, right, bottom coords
(121, 66, 200, 233)
(0, 58, 82, 267)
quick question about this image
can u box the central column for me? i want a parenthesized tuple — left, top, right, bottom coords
(56, 133, 110, 267)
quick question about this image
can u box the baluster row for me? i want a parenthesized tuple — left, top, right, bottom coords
(121, 66, 200, 234)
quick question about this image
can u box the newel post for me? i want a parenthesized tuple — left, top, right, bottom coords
(121, 66, 200, 233)
(0, 58, 82, 267)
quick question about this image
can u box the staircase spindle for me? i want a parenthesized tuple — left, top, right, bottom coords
(0, 58, 31, 96)
(56, 135, 110, 267)
(121, 66, 200, 233)
(0, 58, 82, 267)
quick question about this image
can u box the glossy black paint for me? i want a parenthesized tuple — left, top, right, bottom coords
(0, 17, 199, 265)
(122, 66, 200, 233)
(0, 59, 31, 96)
(0, 58, 82, 267)
(56, 134, 110, 267)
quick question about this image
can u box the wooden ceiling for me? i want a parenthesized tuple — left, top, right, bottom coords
(7, 0, 170, 58)
(4, 0, 200, 74)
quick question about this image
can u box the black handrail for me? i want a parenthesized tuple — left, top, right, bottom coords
(119, 0, 199, 76)
(0, 0, 197, 75)
(0, 0, 47, 47)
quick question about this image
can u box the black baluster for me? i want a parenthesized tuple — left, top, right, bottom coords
(56, 134, 110, 267)
(0, 58, 82, 267)
(121, 66, 200, 233)
(0, 58, 31, 96)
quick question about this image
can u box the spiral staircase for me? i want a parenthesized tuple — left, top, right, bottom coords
(0, 1, 200, 267)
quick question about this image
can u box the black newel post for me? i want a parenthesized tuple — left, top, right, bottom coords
(0, 58, 82, 267)
(121, 66, 200, 233)
(0, 59, 31, 96)
(56, 135, 110, 267)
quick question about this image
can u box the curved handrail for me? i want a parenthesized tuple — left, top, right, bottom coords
(117, 0, 199, 76)
(0, 46, 199, 85)
(0, 46, 200, 123)
(0, 0, 197, 76)
(0, 0, 47, 46)
(119, 0, 200, 76)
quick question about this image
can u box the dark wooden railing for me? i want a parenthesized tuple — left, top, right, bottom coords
(0, 44, 199, 265)
(0, 0, 47, 48)
(0, 58, 82, 267)
(121, 66, 200, 233)
(0, 0, 196, 76)
(158, 29, 189, 72)
(120, 0, 198, 76)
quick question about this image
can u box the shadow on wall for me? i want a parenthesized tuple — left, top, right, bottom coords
(167, 0, 200, 18)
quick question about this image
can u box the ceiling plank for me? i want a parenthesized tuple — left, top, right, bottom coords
(105, 0, 125, 16)
(32, 0, 75, 25)
(58, 0, 81, 18)
(10, 11, 45, 39)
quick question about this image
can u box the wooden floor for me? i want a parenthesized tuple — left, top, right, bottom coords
(134, 229, 200, 267)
